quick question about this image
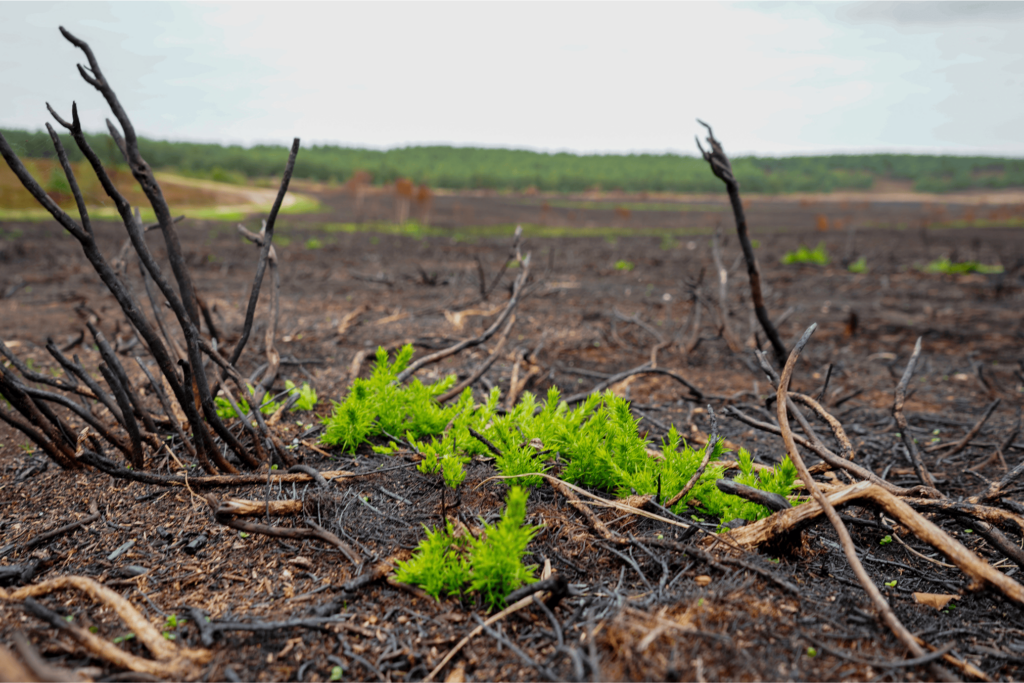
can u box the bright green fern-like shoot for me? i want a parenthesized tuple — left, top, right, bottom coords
(394, 487, 539, 610)
(470, 486, 540, 610)
(393, 521, 472, 600)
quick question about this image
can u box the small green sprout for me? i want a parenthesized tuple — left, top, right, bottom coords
(285, 380, 318, 411)
(880, 535, 893, 545)
(782, 243, 828, 266)
(89, 626, 99, 633)
(239, 532, 250, 539)
(923, 258, 1002, 275)
(113, 632, 136, 644)
(806, 647, 817, 657)
(615, 260, 635, 271)
(847, 257, 868, 274)
(885, 580, 897, 587)
(305, 238, 323, 250)
(964, 529, 973, 534)
(330, 666, 343, 681)
(163, 614, 186, 630)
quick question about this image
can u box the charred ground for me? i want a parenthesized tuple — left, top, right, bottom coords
(2, 187, 1024, 682)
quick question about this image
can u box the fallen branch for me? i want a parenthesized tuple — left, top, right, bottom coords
(205, 494, 360, 565)
(775, 325, 932, 666)
(4, 575, 210, 678)
(725, 481, 1024, 608)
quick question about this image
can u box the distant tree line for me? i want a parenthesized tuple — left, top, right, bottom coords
(5, 127, 1024, 194)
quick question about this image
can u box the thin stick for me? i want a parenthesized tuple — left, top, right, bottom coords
(710, 226, 743, 353)
(927, 398, 1001, 458)
(776, 324, 930, 664)
(423, 587, 553, 682)
(227, 141, 299, 368)
(564, 365, 702, 404)
(663, 406, 717, 509)
(893, 337, 937, 488)
(437, 314, 516, 403)
(397, 254, 531, 382)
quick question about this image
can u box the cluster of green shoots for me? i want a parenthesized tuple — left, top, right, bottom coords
(215, 380, 317, 419)
(782, 242, 829, 266)
(394, 486, 539, 610)
(922, 257, 1003, 275)
(321, 346, 800, 523)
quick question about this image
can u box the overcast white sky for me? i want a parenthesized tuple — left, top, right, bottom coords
(2, 1, 1024, 157)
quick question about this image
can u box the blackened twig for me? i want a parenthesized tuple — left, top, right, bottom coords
(226, 140, 300, 369)
(892, 337, 937, 488)
(696, 120, 787, 362)
(564, 365, 702, 404)
(396, 253, 532, 383)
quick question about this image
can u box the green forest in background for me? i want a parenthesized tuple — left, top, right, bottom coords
(5, 127, 1024, 195)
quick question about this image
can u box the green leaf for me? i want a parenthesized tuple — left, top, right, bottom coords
(885, 580, 897, 587)
(330, 666, 343, 681)
(806, 647, 817, 657)
(113, 632, 136, 644)
(880, 535, 893, 545)
(239, 532, 250, 539)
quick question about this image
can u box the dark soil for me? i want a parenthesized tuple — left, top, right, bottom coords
(2, 188, 1023, 682)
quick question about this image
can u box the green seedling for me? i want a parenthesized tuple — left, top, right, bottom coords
(885, 580, 897, 587)
(214, 383, 281, 419)
(880, 535, 893, 545)
(923, 258, 1003, 275)
(782, 243, 828, 266)
(305, 238, 323, 250)
(285, 380, 318, 411)
(330, 666, 343, 681)
(239, 532, 250, 539)
(806, 647, 817, 657)
(89, 626, 99, 633)
(395, 487, 539, 610)
(847, 257, 868, 273)
(614, 260, 635, 271)
(113, 632, 136, 644)
(163, 614, 186, 629)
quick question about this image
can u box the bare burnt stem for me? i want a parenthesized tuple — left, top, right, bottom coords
(0, 367, 78, 468)
(0, 29, 305, 475)
(45, 342, 124, 426)
(59, 26, 202, 327)
(87, 322, 159, 436)
(697, 120, 787, 362)
(98, 363, 145, 468)
(227, 139, 300, 369)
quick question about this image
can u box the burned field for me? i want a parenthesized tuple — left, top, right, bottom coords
(4, 30, 1024, 683)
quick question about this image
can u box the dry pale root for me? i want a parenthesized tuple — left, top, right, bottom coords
(1, 575, 211, 678)
(724, 481, 1024, 607)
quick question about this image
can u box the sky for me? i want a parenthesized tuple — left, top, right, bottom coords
(2, 1, 1024, 158)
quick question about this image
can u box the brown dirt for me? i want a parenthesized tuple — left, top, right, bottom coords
(1, 187, 1023, 681)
